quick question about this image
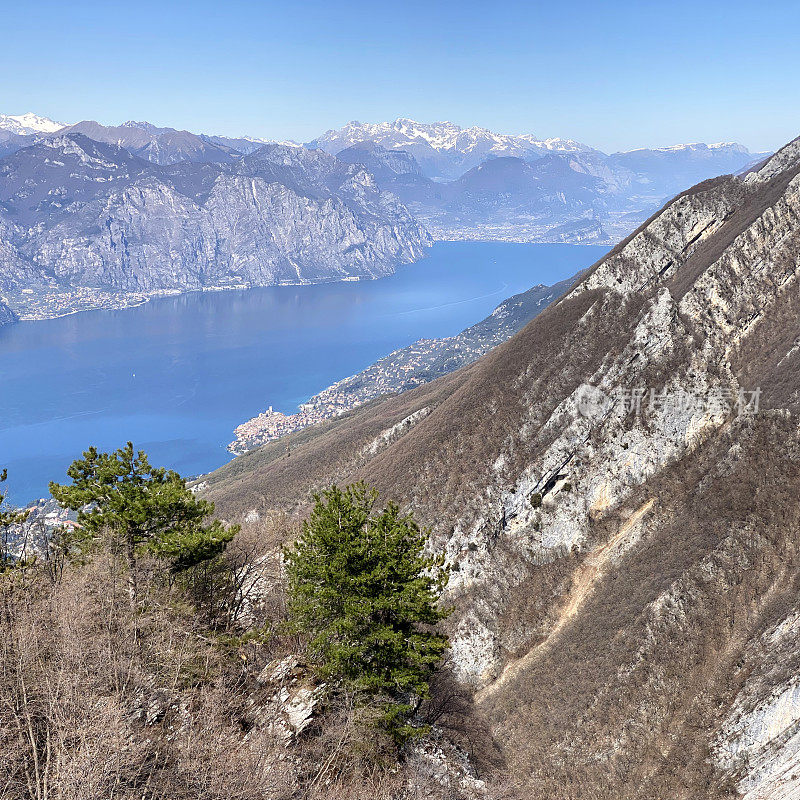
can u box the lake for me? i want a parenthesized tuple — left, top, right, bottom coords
(0, 241, 607, 504)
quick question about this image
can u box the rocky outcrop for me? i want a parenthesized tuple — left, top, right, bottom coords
(0, 297, 15, 325)
(0, 135, 431, 296)
(204, 136, 800, 797)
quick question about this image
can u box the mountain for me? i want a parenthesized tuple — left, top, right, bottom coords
(203, 135, 800, 798)
(0, 130, 34, 159)
(0, 297, 16, 325)
(334, 141, 422, 181)
(230, 271, 582, 453)
(0, 134, 430, 301)
(202, 133, 302, 155)
(322, 119, 767, 243)
(58, 120, 241, 165)
(309, 118, 593, 179)
(0, 112, 65, 135)
(607, 141, 766, 196)
(443, 155, 605, 221)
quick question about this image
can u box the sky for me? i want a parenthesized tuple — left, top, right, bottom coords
(2, 0, 799, 153)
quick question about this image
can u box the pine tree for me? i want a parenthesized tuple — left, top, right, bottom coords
(50, 443, 238, 603)
(285, 483, 449, 742)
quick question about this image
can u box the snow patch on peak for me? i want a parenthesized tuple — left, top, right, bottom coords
(0, 112, 66, 135)
(621, 142, 751, 156)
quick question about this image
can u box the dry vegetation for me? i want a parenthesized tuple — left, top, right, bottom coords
(0, 515, 513, 800)
(478, 413, 800, 798)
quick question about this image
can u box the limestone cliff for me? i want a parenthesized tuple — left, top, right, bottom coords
(0, 135, 431, 296)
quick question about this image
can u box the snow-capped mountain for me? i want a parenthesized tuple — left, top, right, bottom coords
(308, 118, 594, 178)
(0, 112, 65, 135)
(0, 111, 773, 247)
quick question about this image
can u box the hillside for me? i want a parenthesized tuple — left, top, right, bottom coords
(0, 297, 15, 325)
(204, 135, 800, 798)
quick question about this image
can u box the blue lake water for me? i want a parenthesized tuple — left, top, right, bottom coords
(0, 241, 607, 504)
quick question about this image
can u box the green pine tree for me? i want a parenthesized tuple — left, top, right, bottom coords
(49, 443, 238, 603)
(284, 483, 449, 743)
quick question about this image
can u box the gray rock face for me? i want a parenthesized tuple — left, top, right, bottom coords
(0, 134, 431, 296)
(0, 297, 15, 325)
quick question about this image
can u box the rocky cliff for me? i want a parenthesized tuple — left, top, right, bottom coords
(0, 134, 430, 298)
(204, 135, 800, 798)
(0, 297, 15, 325)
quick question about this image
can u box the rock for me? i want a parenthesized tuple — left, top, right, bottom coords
(0, 135, 431, 299)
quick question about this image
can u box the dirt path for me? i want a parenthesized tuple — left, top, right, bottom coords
(475, 497, 656, 704)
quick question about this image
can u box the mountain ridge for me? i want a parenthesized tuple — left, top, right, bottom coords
(202, 133, 800, 798)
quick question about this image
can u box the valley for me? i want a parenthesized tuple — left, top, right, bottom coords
(0, 115, 768, 328)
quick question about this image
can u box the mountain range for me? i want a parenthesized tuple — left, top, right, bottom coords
(0, 112, 771, 322)
(0, 133, 429, 303)
(308, 118, 593, 179)
(311, 122, 767, 242)
(202, 134, 800, 798)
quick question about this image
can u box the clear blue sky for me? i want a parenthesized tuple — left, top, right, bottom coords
(3, 0, 799, 153)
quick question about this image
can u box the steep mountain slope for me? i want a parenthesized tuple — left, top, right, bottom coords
(204, 136, 800, 798)
(0, 297, 16, 325)
(0, 134, 430, 299)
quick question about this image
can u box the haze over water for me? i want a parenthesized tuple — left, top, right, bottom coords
(0, 242, 607, 504)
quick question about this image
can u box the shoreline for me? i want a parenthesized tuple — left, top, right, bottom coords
(1, 239, 611, 327)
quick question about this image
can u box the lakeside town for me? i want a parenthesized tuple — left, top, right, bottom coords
(3, 287, 164, 321)
(229, 278, 569, 454)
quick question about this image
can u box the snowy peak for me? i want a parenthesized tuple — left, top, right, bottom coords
(312, 117, 591, 156)
(620, 141, 752, 156)
(0, 112, 66, 135)
(309, 118, 594, 179)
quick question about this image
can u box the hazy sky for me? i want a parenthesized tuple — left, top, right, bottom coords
(3, 0, 799, 153)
